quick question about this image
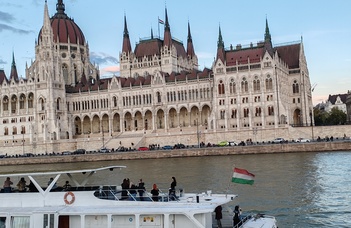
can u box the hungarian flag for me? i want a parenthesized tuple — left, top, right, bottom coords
(232, 167, 255, 185)
(158, 18, 164, 24)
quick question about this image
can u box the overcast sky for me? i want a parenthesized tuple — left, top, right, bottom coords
(0, 0, 350, 105)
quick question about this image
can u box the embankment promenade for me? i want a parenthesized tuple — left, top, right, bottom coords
(0, 141, 350, 166)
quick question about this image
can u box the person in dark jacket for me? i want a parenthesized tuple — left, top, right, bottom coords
(169, 176, 177, 200)
(121, 178, 130, 200)
(233, 205, 242, 227)
(215, 205, 223, 228)
(138, 179, 146, 200)
(151, 184, 159, 201)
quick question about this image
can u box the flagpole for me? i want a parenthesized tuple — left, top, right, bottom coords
(158, 17, 160, 38)
(226, 164, 235, 197)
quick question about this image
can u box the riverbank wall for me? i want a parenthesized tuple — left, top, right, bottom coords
(1, 141, 350, 166)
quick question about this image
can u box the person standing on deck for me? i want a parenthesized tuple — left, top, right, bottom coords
(138, 179, 146, 200)
(3, 177, 13, 193)
(169, 176, 177, 199)
(151, 184, 159, 201)
(214, 205, 223, 228)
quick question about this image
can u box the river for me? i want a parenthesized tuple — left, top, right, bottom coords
(0, 151, 350, 227)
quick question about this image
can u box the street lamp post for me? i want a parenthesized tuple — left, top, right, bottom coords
(310, 112, 314, 141)
(22, 132, 24, 155)
(253, 127, 257, 143)
(197, 119, 200, 148)
(102, 124, 105, 149)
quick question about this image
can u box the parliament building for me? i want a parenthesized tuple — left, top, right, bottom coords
(0, 1, 313, 154)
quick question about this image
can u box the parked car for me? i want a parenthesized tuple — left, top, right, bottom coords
(174, 143, 186, 149)
(99, 147, 110, 153)
(162, 145, 173, 150)
(228, 141, 238, 146)
(218, 141, 229, 146)
(296, 138, 310, 143)
(272, 138, 285, 143)
(116, 146, 127, 152)
(73, 149, 86, 154)
(138, 147, 149, 151)
(61, 151, 72, 155)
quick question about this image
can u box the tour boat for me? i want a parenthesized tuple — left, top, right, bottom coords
(0, 166, 277, 228)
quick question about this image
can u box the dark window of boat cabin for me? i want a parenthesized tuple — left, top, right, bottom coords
(0, 217, 6, 227)
(44, 214, 55, 228)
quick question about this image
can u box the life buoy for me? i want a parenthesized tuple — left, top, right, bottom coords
(64, 191, 75, 205)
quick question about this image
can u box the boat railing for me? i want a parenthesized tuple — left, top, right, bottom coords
(233, 213, 268, 228)
(93, 186, 180, 202)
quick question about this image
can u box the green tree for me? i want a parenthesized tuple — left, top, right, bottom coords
(327, 107, 347, 125)
(313, 108, 329, 126)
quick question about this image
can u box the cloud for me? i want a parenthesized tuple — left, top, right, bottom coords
(100, 66, 120, 76)
(0, 59, 7, 65)
(0, 23, 33, 34)
(0, 11, 15, 23)
(0, 10, 32, 34)
(90, 52, 119, 65)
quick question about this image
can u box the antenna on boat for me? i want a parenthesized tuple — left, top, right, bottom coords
(225, 165, 235, 197)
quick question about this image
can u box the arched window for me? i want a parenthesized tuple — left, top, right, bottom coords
(220, 110, 225, 119)
(11, 95, 17, 114)
(241, 78, 248, 92)
(268, 106, 274, 116)
(243, 108, 249, 117)
(19, 94, 26, 109)
(231, 109, 237, 118)
(21, 126, 26, 134)
(62, 64, 68, 84)
(12, 126, 17, 135)
(293, 80, 299, 93)
(56, 98, 61, 110)
(157, 92, 161, 103)
(265, 76, 273, 90)
(39, 98, 45, 111)
(3, 96, 9, 111)
(253, 76, 260, 92)
(229, 79, 236, 94)
(28, 93, 34, 108)
(74, 64, 78, 84)
(113, 96, 118, 107)
(255, 107, 262, 117)
(218, 80, 225, 95)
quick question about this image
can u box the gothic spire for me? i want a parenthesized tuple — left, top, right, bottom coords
(163, 7, 172, 47)
(264, 17, 273, 55)
(264, 18, 272, 44)
(187, 21, 195, 58)
(217, 25, 224, 49)
(216, 25, 225, 62)
(40, 0, 54, 46)
(10, 51, 19, 82)
(151, 27, 154, 39)
(122, 14, 132, 54)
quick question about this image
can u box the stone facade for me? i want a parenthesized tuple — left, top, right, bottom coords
(0, 1, 314, 155)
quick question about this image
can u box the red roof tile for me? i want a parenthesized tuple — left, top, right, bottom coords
(275, 43, 300, 69)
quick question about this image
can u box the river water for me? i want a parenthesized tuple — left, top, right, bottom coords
(1, 151, 350, 227)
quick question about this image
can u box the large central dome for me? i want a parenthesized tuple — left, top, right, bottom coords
(39, 0, 85, 45)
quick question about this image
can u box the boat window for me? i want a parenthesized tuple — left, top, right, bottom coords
(11, 216, 30, 228)
(43, 214, 54, 228)
(0, 217, 6, 228)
